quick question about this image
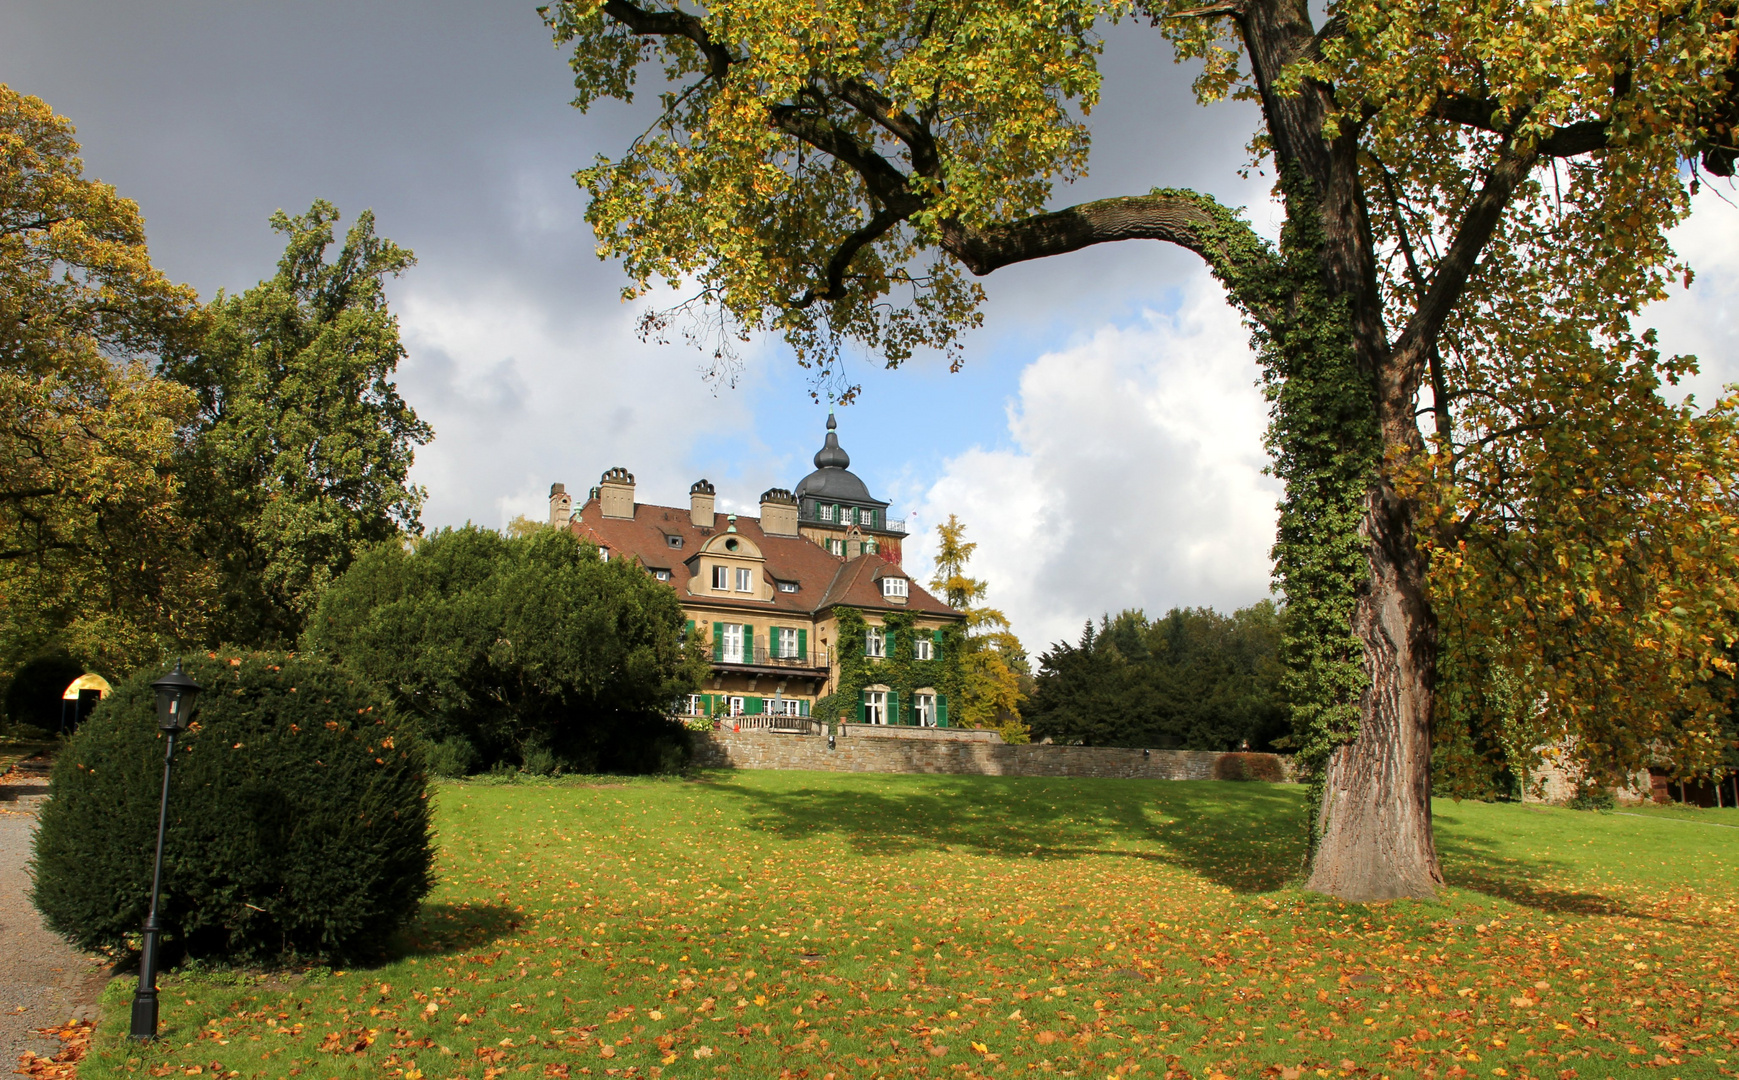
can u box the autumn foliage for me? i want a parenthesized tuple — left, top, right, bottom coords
(30, 653, 434, 964)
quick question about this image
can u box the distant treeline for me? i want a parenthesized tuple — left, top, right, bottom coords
(1024, 602, 1288, 753)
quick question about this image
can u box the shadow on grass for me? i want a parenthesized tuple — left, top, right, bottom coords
(708, 775, 1310, 894)
(712, 775, 1675, 915)
(391, 901, 523, 957)
(1433, 812, 1661, 920)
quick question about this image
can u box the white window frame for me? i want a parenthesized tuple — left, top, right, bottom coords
(735, 567, 753, 592)
(778, 580, 798, 593)
(723, 623, 745, 663)
(653, 569, 671, 581)
(778, 627, 798, 658)
(881, 576, 908, 598)
(915, 693, 937, 727)
(684, 694, 705, 715)
(770, 698, 802, 717)
(712, 565, 729, 589)
(827, 538, 844, 556)
(819, 503, 835, 522)
(729, 696, 745, 716)
(865, 626, 885, 658)
(864, 689, 887, 725)
(915, 637, 933, 661)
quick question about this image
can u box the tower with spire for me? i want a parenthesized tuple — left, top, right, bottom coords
(791, 411, 902, 562)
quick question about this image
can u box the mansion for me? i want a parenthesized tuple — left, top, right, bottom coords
(548, 415, 965, 726)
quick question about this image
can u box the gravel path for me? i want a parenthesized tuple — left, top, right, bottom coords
(0, 760, 109, 1069)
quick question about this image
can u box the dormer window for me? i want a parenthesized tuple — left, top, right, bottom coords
(711, 565, 729, 589)
(881, 576, 908, 599)
(652, 568, 671, 582)
(666, 535, 683, 549)
(777, 580, 799, 593)
(735, 567, 753, 592)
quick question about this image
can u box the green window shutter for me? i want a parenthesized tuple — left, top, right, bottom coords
(797, 628, 808, 661)
(799, 699, 809, 717)
(713, 621, 724, 662)
(932, 629, 943, 660)
(747, 696, 762, 715)
(938, 694, 949, 727)
(743, 625, 754, 663)
(685, 618, 695, 641)
(886, 627, 896, 657)
(889, 692, 901, 726)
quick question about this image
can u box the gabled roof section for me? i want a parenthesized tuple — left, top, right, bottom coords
(570, 498, 959, 620)
(815, 554, 956, 617)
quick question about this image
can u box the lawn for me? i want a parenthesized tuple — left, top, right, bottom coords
(82, 771, 1739, 1080)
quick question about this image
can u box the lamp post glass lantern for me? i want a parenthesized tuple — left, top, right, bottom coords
(129, 661, 202, 1041)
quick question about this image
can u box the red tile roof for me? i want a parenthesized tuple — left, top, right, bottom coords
(569, 498, 959, 620)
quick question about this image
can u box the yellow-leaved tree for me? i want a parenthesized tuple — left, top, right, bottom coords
(0, 86, 210, 681)
(928, 515, 1028, 744)
(542, 0, 1739, 898)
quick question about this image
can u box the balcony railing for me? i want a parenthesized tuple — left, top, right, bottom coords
(672, 704, 823, 735)
(715, 645, 829, 669)
(797, 506, 907, 534)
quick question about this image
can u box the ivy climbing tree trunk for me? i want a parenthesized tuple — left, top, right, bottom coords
(1307, 486, 1443, 899)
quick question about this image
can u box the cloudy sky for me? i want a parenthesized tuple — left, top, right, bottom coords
(6, 3, 1738, 655)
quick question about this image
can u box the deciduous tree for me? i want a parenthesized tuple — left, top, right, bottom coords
(166, 201, 431, 649)
(304, 525, 709, 773)
(543, 0, 1739, 898)
(0, 86, 209, 680)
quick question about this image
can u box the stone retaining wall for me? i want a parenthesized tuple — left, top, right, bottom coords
(689, 730, 1293, 781)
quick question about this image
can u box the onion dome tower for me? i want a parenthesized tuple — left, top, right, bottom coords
(793, 412, 889, 527)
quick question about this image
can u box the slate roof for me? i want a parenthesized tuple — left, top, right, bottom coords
(570, 498, 958, 620)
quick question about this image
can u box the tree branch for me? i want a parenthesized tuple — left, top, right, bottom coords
(1430, 94, 1610, 158)
(600, 0, 735, 82)
(789, 207, 910, 308)
(937, 193, 1283, 325)
(1391, 139, 1538, 377)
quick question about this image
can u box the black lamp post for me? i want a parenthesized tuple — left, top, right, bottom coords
(129, 660, 202, 1042)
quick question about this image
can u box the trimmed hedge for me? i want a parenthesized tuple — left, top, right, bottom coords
(30, 653, 433, 965)
(1212, 752, 1288, 782)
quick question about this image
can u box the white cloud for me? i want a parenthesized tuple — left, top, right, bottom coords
(396, 281, 785, 532)
(1650, 183, 1739, 407)
(903, 272, 1281, 655)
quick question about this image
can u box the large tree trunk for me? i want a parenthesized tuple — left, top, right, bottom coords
(1305, 478, 1443, 900)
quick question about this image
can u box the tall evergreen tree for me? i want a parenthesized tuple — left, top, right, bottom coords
(1026, 603, 1289, 752)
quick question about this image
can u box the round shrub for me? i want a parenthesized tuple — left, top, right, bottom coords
(30, 653, 434, 965)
